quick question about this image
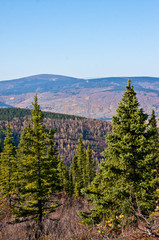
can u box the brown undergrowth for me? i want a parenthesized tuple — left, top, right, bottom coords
(0, 194, 159, 240)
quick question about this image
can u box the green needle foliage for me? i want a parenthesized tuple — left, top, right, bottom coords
(85, 143, 96, 186)
(70, 156, 81, 197)
(80, 80, 158, 225)
(77, 137, 86, 189)
(70, 137, 96, 197)
(47, 129, 61, 193)
(14, 94, 60, 230)
(146, 109, 159, 198)
(0, 125, 16, 208)
(57, 156, 69, 193)
(70, 137, 86, 197)
(0, 140, 2, 154)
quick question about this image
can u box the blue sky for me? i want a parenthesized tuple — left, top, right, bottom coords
(0, 0, 159, 80)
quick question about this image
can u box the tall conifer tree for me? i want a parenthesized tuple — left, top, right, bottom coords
(70, 138, 95, 196)
(85, 143, 96, 186)
(57, 156, 69, 193)
(70, 137, 87, 197)
(68, 170, 74, 197)
(46, 129, 60, 193)
(80, 80, 158, 225)
(70, 156, 81, 197)
(0, 140, 2, 154)
(77, 137, 86, 190)
(70, 137, 86, 197)
(145, 109, 159, 199)
(0, 125, 16, 208)
(15, 94, 60, 231)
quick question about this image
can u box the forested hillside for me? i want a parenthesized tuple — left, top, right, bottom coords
(0, 108, 111, 165)
(0, 81, 158, 240)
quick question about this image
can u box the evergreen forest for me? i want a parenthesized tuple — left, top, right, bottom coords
(0, 80, 159, 240)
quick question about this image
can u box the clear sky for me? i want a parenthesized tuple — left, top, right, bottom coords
(0, 0, 159, 81)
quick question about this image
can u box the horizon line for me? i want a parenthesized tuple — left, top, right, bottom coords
(0, 73, 159, 82)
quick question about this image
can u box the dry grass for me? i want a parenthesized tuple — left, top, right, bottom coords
(0, 194, 159, 240)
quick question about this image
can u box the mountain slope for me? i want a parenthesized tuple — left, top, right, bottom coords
(0, 108, 111, 165)
(0, 74, 159, 119)
(0, 74, 86, 95)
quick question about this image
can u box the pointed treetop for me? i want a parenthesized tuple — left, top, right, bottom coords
(151, 108, 155, 116)
(149, 108, 157, 129)
(3, 124, 12, 138)
(150, 108, 156, 121)
(34, 92, 38, 100)
(128, 79, 131, 87)
(33, 93, 38, 107)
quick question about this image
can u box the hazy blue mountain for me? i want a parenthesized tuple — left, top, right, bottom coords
(0, 74, 159, 120)
(0, 74, 86, 95)
(0, 74, 159, 95)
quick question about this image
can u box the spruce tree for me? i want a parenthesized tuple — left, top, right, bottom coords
(145, 109, 159, 200)
(70, 137, 86, 197)
(85, 143, 96, 186)
(0, 140, 2, 154)
(0, 125, 16, 208)
(77, 137, 86, 176)
(15, 94, 60, 231)
(81, 80, 158, 225)
(77, 137, 86, 190)
(57, 156, 69, 193)
(70, 156, 81, 197)
(68, 170, 74, 197)
(47, 129, 60, 193)
(70, 138, 95, 197)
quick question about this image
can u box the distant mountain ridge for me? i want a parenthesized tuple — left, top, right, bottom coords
(0, 74, 159, 120)
(0, 74, 85, 95)
(1, 74, 159, 94)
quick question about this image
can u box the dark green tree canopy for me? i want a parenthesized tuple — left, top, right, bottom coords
(14, 94, 61, 230)
(70, 137, 96, 197)
(80, 80, 158, 225)
(0, 125, 16, 207)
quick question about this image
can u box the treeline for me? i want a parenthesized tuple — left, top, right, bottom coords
(0, 80, 159, 239)
(0, 107, 84, 121)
